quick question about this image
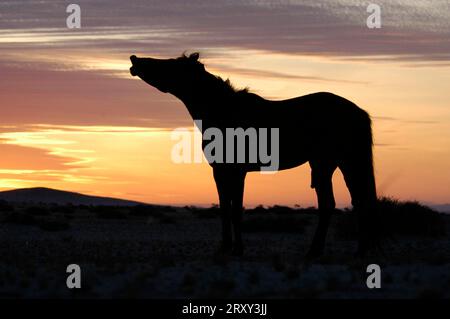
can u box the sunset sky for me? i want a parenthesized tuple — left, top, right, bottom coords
(1, 0, 449, 207)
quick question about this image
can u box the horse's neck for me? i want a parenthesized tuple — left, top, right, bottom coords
(180, 87, 233, 123)
(183, 99, 211, 121)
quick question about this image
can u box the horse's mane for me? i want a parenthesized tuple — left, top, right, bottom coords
(215, 76, 250, 95)
(180, 52, 250, 96)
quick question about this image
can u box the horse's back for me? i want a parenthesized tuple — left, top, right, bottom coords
(272, 92, 368, 120)
(264, 92, 372, 164)
(205, 91, 373, 172)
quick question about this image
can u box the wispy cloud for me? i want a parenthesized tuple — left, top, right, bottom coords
(1, 1, 449, 63)
(0, 124, 170, 188)
(374, 116, 440, 125)
(210, 64, 370, 85)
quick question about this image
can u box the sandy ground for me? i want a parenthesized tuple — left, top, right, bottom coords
(1, 208, 450, 299)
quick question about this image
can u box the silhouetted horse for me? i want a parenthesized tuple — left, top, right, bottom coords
(130, 52, 377, 257)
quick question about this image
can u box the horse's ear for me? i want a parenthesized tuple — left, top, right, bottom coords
(189, 52, 200, 61)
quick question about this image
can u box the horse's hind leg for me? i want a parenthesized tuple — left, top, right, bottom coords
(339, 160, 378, 256)
(306, 160, 337, 258)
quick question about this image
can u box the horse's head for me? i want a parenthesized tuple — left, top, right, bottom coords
(129, 52, 204, 95)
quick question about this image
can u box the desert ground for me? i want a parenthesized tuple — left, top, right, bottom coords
(1, 199, 450, 299)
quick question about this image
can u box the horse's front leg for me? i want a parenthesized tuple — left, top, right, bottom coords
(230, 170, 246, 256)
(213, 167, 232, 254)
(306, 161, 336, 259)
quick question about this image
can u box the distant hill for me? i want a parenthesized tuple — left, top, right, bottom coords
(0, 187, 143, 206)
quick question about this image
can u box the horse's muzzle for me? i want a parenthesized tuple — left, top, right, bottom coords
(130, 55, 138, 76)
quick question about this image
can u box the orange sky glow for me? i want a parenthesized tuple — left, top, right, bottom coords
(1, 1, 449, 207)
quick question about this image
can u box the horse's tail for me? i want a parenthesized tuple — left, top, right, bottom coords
(364, 114, 377, 204)
(357, 111, 382, 252)
(341, 108, 377, 205)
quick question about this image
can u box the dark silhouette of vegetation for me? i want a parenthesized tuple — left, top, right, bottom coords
(2, 206, 70, 232)
(128, 205, 176, 223)
(336, 197, 446, 239)
(38, 218, 70, 232)
(91, 206, 127, 219)
(3, 211, 37, 226)
(50, 204, 75, 215)
(25, 206, 50, 216)
(0, 198, 443, 237)
(190, 205, 220, 219)
(0, 199, 449, 298)
(242, 206, 312, 233)
(129, 204, 157, 217)
(0, 200, 14, 212)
